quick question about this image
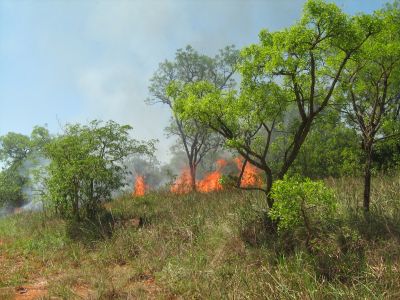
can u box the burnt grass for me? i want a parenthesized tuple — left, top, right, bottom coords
(0, 176, 400, 299)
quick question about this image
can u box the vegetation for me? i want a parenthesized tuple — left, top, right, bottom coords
(173, 0, 381, 208)
(339, 3, 400, 211)
(292, 111, 361, 178)
(43, 120, 154, 221)
(148, 45, 239, 190)
(0, 126, 50, 206)
(1, 177, 400, 298)
(0, 0, 400, 298)
(269, 176, 337, 233)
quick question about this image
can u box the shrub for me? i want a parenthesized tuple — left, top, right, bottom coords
(268, 176, 337, 233)
(44, 120, 154, 221)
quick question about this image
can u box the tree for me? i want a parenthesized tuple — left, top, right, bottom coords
(0, 169, 26, 206)
(173, 0, 379, 208)
(44, 120, 154, 220)
(338, 5, 400, 212)
(292, 110, 361, 178)
(0, 126, 50, 206)
(148, 45, 239, 190)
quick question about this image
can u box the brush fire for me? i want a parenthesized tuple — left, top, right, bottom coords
(133, 158, 263, 196)
(168, 157, 263, 195)
(234, 157, 263, 188)
(133, 175, 147, 197)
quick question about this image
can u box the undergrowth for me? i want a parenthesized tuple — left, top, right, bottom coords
(0, 176, 399, 299)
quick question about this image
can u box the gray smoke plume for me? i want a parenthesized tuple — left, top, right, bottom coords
(0, 156, 49, 219)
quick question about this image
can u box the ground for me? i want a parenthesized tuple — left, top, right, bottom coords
(0, 176, 400, 299)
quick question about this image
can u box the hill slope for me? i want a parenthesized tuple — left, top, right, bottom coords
(0, 177, 400, 299)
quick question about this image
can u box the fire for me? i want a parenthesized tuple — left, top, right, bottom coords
(169, 157, 262, 194)
(196, 171, 223, 193)
(170, 168, 193, 194)
(215, 158, 228, 169)
(234, 157, 263, 187)
(133, 175, 147, 197)
(170, 159, 227, 194)
(197, 159, 226, 193)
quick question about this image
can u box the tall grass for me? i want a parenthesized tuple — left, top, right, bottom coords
(0, 176, 399, 299)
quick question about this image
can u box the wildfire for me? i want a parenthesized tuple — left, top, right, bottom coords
(171, 159, 227, 194)
(234, 157, 263, 187)
(169, 157, 262, 195)
(170, 168, 193, 194)
(196, 171, 223, 193)
(133, 175, 147, 197)
(197, 159, 226, 193)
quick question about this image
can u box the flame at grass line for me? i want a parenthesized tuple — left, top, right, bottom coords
(170, 157, 262, 194)
(234, 157, 263, 188)
(197, 159, 227, 193)
(171, 159, 227, 194)
(133, 175, 147, 197)
(170, 168, 193, 194)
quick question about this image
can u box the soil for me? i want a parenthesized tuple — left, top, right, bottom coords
(14, 279, 48, 300)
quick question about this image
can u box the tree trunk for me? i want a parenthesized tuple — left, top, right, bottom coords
(87, 179, 95, 219)
(264, 172, 278, 233)
(189, 163, 197, 191)
(265, 171, 274, 209)
(73, 183, 80, 221)
(363, 148, 372, 212)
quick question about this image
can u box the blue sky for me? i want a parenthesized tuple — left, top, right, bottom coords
(0, 0, 389, 161)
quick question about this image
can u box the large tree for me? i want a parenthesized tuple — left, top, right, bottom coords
(0, 126, 50, 206)
(173, 0, 379, 208)
(339, 4, 400, 212)
(44, 120, 154, 220)
(148, 45, 239, 190)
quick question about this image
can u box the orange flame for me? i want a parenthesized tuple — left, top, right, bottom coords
(234, 157, 263, 187)
(133, 175, 147, 197)
(170, 168, 193, 194)
(196, 171, 223, 193)
(197, 159, 226, 193)
(170, 159, 228, 194)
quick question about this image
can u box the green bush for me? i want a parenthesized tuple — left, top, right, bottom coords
(269, 176, 337, 232)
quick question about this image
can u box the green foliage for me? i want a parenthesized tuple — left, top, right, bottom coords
(173, 0, 379, 204)
(0, 126, 50, 206)
(335, 4, 400, 210)
(149, 45, 238, 188)
(43, 120, 154, 220)
(0, 169, 26, 206)
(0, 132, 31, 167)
(0, 126, 50, 168)
(293, 111, 362, 178)
(269, 176, 337, 232)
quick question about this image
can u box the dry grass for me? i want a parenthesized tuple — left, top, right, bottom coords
(0, 176, 399, 299)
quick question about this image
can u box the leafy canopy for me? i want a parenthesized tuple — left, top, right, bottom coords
(268, 176, 337, 232)
(173, 0, 379, 205)
(44, 120, 154, 220)
(0, 126, 50, 206)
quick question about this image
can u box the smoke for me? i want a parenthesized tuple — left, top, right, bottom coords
(19, 200, 43, 212)
(75, 0, 306, 164)
(0, 206, 14, 218)
(0, 156, 49, 219)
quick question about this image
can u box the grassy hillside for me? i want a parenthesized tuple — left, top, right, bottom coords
(0, 176, 400, 299)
